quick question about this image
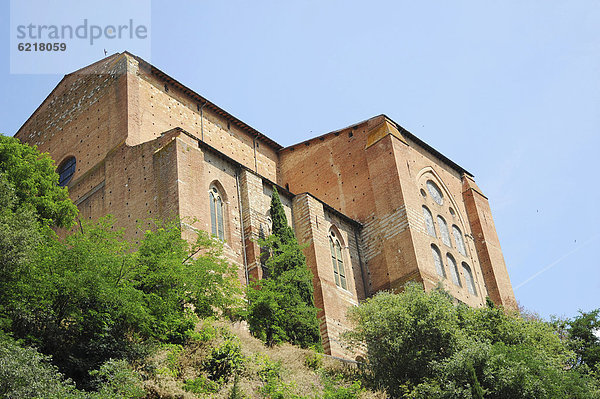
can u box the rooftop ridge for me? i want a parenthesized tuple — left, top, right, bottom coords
(123, 51, 283, 150)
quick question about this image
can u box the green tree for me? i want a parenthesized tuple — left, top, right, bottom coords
(347, 283, 600, 398)
(0, 175, 43, 330)
(0, 136, 77, 228)
(134, 220, 244, 337)
(566, 309, 600, 372)
(0, 335, 86, 399)
(0, 136, 243, 390)
(5, 217, 242, 387)
(0, 136, 76, 329)
(346, 284, 460, 396)
(269, 184, 295, 250)
(247, 187, 321, 349)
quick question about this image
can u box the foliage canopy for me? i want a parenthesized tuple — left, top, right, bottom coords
(247, 187, 322, 350)
(347, 283, 600, 398)
(0, 136, 77, 228)
(3, 216, 242, 387)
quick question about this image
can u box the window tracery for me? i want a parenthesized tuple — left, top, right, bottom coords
(209, 186, 225, 241)
(431, 244, 445, 278)
(329, 230, 347, 289)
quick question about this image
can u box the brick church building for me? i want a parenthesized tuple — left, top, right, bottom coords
(15, 52, 516, 358)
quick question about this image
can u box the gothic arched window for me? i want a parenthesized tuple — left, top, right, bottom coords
(209, 186, 225, 240)
(57, 156, 76, 187)
(431, 244, 445, 278)
(462, 262, 477, 296)
(329, 230, 347, 289)
(437, 215, 452, 248)
(422, 206, 436, 237)
(447, 253, 461, 287)
(452, 225, 467, 256)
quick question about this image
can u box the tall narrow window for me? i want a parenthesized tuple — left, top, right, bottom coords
(209, 186, 225, 240)
(452, 225, 467, 256)
(462, 262, 477, 295)
(431, 244, 445, 278)
(422, 206, 436, 237)
(437, 215, 451, 247)
(330, 230, 347, 289)
(447, 253, 461, 287)
(57, 156, 76, 187)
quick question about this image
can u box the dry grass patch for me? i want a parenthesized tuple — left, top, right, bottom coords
(141, 318, 382, 398)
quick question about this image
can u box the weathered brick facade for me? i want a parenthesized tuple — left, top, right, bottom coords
(15, 52, 516, 358)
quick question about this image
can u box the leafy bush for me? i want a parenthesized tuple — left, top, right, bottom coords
(304, 351, 324, 371)
(186, 317, 219, 343)
(257, 356, 283, 383)
(184, 375, 220, 395)
(322, 379, 363, 399)
(254, 356, 303, 399)
(0, 337, 84, 399)
(203, 338, 245, 382)
(163, 344, 184, 377)
(89, 358, 145, 399)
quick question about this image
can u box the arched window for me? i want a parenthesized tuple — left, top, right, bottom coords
(209, 186, 225, 240)
(431, 244, 445, 278)
(329, 230, 347, 289)
(446, 253, 461, 287)
(57, 156, 76, 187)
(462, 262, 477, 296)
(437, 215, 451, 247)
(426, 180, 444, 205)
(452, 225, 467, 256)
(422, 206, 436, 237)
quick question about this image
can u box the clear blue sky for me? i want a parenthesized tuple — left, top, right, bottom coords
(1, 1, 598, 320)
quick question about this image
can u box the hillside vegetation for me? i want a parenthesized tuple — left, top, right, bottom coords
(141, 318, 381, 398)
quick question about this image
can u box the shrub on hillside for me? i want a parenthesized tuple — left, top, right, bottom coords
(347, 283, 600, 398)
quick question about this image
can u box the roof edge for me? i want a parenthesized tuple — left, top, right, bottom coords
(162, 126, 362, 228)
(124, 51, 283, 150)
(280, 113, 473, 178)
(14, 52, 124, 139)
(381, 114, 474, 178)
(280, 115, 379, 151)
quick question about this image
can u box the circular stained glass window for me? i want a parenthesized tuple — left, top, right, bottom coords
(57, 156, 76, 187)
(426, 180, 443, 205)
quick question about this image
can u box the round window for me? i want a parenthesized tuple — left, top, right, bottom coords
(426, 180, 443, 205)
(57, 156, 76, 187)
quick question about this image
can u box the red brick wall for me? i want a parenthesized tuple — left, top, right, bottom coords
(280, 116, 515, 308)
(292, 193, 365, 358)
(126, 56, 279, 181)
